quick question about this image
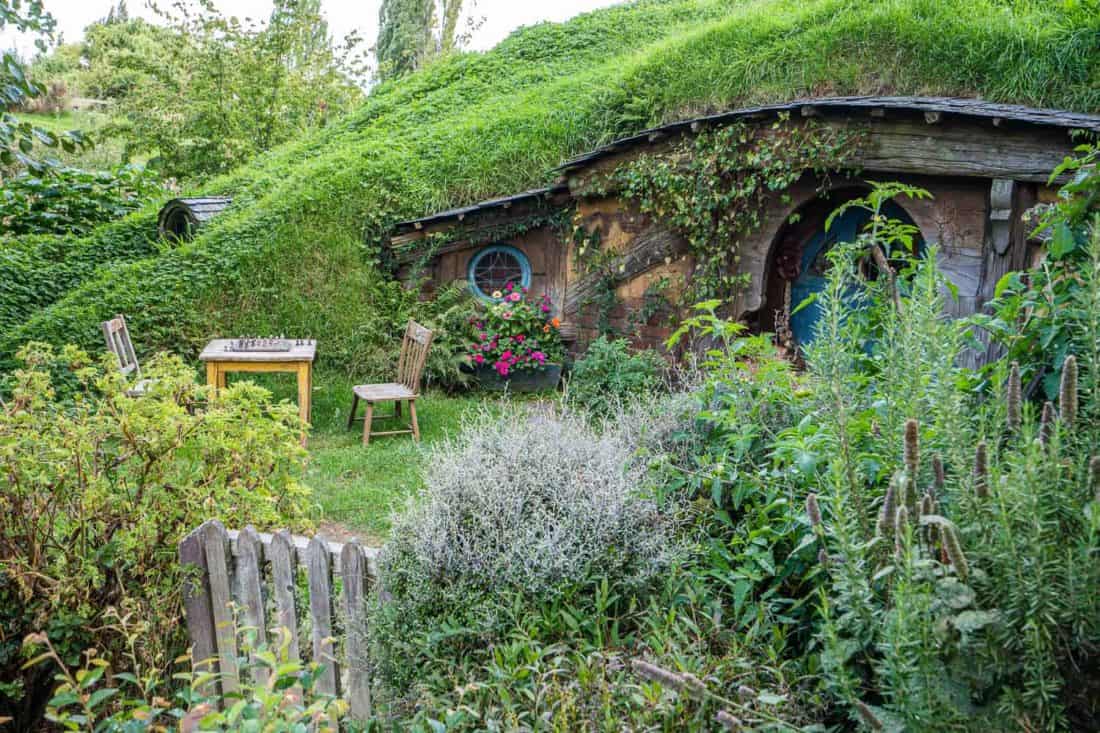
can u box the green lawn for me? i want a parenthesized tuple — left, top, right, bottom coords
(234, 371, 493, 545)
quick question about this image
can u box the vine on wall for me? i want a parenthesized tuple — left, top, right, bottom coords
(577, 114, 863, 307)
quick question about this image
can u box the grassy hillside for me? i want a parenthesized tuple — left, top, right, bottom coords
(2, 0, 1098, 373)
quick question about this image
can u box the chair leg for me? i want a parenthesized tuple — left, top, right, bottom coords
(362, 402, 373, 446)
(347, 394, 359, 430)
(409, 399, 420, 442)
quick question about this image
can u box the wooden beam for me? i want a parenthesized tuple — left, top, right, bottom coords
(564, 223, 684, 316)
(390, 230, 426, 246)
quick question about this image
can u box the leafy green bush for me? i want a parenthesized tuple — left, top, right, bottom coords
(980, 143, 1100, 402)
(0, 212, 162, 334)
(0, 164, 164, 236)
(565, 336, 665, 413)
(0, 344, 313, 730)
(22, 624, 346, 732)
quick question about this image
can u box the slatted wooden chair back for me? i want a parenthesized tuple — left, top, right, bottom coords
(101, 314, 141, 379)
(395, 320, 433, 394)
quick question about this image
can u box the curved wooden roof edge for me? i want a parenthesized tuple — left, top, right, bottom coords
(555, 95, 1100, 173)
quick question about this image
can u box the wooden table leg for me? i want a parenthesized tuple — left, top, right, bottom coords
(206, 362, 219, 392)
(297, 360, 310, 442)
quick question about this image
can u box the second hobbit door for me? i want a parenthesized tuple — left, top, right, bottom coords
(788, 200, 922, 346)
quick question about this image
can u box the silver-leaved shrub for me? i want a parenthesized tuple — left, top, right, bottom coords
(369, 401, 689, 694)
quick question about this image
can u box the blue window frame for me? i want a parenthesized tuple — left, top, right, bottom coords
(467, 244, 532, 300)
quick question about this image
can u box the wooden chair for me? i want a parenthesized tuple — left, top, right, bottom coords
(347, 320, 433, 445)
(101, 314, 152, 397)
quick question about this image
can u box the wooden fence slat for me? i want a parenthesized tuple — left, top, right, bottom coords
(201, 520, 239, 695)
(178, 529, 219, 698)
(341, 540, 371, 719)
(306, 536, 339, 696)
(236, 526, 269, 686)
(269, 530, 301, 664)
(182, 524, 379, 720)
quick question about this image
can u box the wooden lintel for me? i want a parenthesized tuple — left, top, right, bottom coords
(924, 110, 943, 124)
(390, 230, 426, 246)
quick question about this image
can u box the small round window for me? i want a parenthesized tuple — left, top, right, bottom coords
(467, 244, 531, 300)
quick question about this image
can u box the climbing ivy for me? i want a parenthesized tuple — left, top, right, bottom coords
(583, 114, 863, 305)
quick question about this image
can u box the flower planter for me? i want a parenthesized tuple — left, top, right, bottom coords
(474, 363, 562, 393)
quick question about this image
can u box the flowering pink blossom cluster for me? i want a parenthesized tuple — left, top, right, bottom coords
(467, 282, 563, 377)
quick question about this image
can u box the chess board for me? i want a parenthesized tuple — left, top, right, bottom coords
(226, 337, 296, 352)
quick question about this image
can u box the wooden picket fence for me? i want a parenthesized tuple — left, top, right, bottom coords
(177, 520, 380, 720)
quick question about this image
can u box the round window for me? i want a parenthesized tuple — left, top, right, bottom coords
(467, 244, 531, 299)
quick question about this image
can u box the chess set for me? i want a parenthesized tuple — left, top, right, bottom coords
(224, 336, 313, 352)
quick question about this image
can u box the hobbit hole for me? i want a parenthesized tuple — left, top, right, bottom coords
(382, 97, 1100, 365)
(156, 197, 233, 241)
(763, 189, 925, 346)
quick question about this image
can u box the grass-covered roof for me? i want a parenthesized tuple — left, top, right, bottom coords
(3, 0, 1099, 372)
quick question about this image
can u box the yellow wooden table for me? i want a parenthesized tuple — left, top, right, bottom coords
(199, 339, 317, 425)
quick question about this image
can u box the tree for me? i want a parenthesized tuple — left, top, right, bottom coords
(375, 0, 478, 81)
(376, 0, 433, 80)
(108, 0, 364, 180)
(0, 0, 90, 178)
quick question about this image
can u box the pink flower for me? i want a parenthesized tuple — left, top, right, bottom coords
(501, 350, 513, 361)
(532, 351, 547, 364)
(495, 361, 510, 376)
(502, 312, 513, 320)
(504, 282, 514, 292)
(473, 354, 485, 364)
(478, 331, 487, 341)
(508, 292, 521, 302)
(541, 304, 550, 313)
(514, 334, 525, 342)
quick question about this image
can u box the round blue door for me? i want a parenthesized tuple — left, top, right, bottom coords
(789, 201, 921, 345)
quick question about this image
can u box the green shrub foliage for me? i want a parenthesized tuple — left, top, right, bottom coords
(22, 624, 347, 732)
(3, 0, 1099, 376)
(0, 164, 163, 236)
(0, 344, 312, 729)
(565, 335, 666, 414)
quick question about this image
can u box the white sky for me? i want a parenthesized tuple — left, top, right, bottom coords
(1, 0, 623, 60)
